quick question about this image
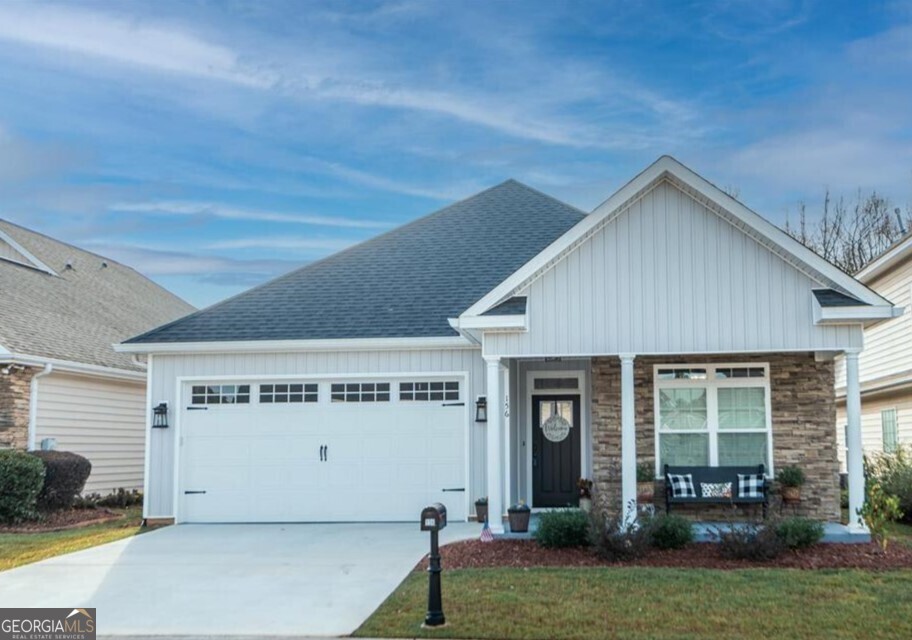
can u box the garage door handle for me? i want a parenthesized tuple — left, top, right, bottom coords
(187, 406, 208, 411)
(441, 488, 465, 492)
(184, 490, 206, 495)
(442, 402, 465, 406)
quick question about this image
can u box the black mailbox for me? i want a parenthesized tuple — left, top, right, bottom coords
(420, 503, 447, 531)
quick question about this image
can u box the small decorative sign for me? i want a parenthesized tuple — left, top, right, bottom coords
(541, 414, 571, 443)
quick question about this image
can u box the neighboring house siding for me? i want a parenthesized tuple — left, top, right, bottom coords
(485, 180, 864, 358)
(146, 348, 487, 517)
(35, 372, 145, 493)
(834, 256, 912, 386)
(836, 393, 912, 470)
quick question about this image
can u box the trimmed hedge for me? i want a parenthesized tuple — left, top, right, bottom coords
(651, 514, 694, 549)
(0, 449, 46, 524)
(534, 508, 590, 548)
(30, 450, 92, 511)
(776, 517, 825, 549)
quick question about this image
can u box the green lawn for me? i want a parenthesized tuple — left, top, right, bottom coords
(0, 506, 146, 571)
(356, 567, 912, 640)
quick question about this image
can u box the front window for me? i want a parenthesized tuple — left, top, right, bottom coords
(655, 364, 771, 474)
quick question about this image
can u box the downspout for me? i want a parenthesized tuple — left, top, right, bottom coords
(27, 363, 53, 451)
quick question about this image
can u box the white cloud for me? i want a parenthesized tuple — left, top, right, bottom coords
(0, 4, 276, 88)
(109, 200, 390, 229)
(206, 236, 357, 251)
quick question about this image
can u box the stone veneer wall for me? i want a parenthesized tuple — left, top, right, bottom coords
(591, 353, 840, 521)
(0, 366, 36, 449)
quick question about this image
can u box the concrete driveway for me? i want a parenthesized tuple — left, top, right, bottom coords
(0, 522, 478, 637)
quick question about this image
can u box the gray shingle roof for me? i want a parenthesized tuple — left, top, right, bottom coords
(482, 297, 527, 316)
(127, 180, 586, 343)
(0, 220, 195, 371)
(813, 289, 867, 307)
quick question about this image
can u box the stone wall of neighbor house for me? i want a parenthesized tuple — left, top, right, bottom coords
(591, 353, 840, 521)
(0, 366, 36, 449)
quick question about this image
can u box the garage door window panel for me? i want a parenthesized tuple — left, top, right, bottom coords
(260, 383, 318, 404)
(331, 382, 390, 402)
(191, 384, 250, 405)
(399, 381, 459, 402)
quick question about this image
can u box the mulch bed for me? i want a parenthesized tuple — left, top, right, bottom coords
(418, 539, 912, 571)
(0, 508, 121, 533)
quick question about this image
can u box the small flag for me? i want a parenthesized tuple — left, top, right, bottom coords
(480, 517, 494, 543)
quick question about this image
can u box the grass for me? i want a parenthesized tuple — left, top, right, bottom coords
(0, 506, 145, 571)
(356, 567, 912, 640)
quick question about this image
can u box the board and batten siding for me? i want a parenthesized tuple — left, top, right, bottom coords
(35, 372, 146, 493)
(484, 180, 863, 358)
(146, 347, 487, 517)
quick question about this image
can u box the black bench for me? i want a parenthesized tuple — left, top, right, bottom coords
(664, 464, 769, 518)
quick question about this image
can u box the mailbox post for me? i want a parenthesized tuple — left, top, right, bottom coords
(420, 503, 447, 627)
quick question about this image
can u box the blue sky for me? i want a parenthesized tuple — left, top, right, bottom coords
(0, 0, 910, 308)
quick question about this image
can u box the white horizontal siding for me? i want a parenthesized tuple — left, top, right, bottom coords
(147, 347, 486, 517)
(836, 394, 912, 471)
(485, 180, 863, 358)
(35, 372, 146, 494)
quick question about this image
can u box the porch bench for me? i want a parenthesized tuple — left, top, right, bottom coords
(664, 464, 769, 518)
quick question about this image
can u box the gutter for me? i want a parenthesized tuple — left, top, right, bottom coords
(27, 363, 53, 451)
(5, 353, 145, 382)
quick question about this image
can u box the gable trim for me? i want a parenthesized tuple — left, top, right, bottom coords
(462, 156, 893, 318)
(0, 228, 57, 276)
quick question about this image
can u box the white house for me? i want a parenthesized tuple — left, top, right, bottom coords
(0, 219, 194, 493)
(118, 157, 897, 532)
(836, 233, 912, 466)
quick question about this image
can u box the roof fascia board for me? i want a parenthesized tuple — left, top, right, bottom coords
(0, 228, 57, 276)
(451, 314, 528, 331)
(462, 155, 893, 318)
(115, 335, 477, 355)
(855, 235, 912, 282)
(4, 353, 145, 381)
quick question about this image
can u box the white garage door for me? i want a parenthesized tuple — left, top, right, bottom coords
(177, 378, 467, 523)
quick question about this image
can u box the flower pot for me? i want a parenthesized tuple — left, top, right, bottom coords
(637, 481, 655, 503)
(578, 497, 592, 512)
(781, 485, 801, 503)
(475, 501, 489, 523)
(508, 508, 531, 533)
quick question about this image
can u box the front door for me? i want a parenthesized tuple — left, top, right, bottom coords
(532, 394, 581, 507)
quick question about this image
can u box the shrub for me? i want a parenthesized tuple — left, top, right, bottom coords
(713, 521, 786, 561)
(651, 514, 694, 549)
(0, 449, 45, 524)
(776, 465, 806, 487)
(534, 508, 590, 548)
(74, 488, 143, 510)
(590, 507, 655, 561)
(861, 482, 904, 551)
(866, 446, 912, 523)
(636, 462, 654, 483)
(30, 451, 92, 511)
(776, 517, 824, 549)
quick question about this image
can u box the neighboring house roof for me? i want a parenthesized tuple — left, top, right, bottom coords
(854, 231, 912, 283)
(125, 181, 586, 344)
(0, 219, 195, 372)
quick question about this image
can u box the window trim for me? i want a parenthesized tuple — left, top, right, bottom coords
(881, 407, 898, 454)
(653, 363, 773, 477)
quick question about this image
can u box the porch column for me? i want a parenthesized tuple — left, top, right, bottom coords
(845, 349, 866, 530)
(620, 354, 637, 526)
(485, 356, 505, 534)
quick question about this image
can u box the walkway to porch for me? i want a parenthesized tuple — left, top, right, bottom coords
(491, 513, 871, 544)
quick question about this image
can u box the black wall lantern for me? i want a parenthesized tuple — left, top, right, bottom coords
(152, 402, 169, 429)
(475, 396, 487, 423)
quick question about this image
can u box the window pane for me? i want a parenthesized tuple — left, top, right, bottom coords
(882, 409, 898, 453)
(660, 433, 709, 467)
(718, 388, 766, 430)
(659, 388, 707, 430)
(718, 433, 768, 467)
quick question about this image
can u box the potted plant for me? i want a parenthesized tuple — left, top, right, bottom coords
(474, 497, 488, 523)
(577, 478, 593, 512)
(508, 499, 531, 533)
(777, 466, 806, 503)
(637, 462, 655, 503)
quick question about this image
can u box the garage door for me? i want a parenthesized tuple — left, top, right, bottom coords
(177, 377, 467, 523)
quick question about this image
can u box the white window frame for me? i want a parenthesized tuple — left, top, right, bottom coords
(653, 363, 773, 477)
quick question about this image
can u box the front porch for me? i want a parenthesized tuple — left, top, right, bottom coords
(481, 352, 866, 538)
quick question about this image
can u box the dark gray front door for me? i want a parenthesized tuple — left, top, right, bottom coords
(532, 394, 581, 507)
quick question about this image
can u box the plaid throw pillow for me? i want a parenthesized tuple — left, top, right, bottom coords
(667, 473, 696, 498)
(738, 473, 765, 498)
